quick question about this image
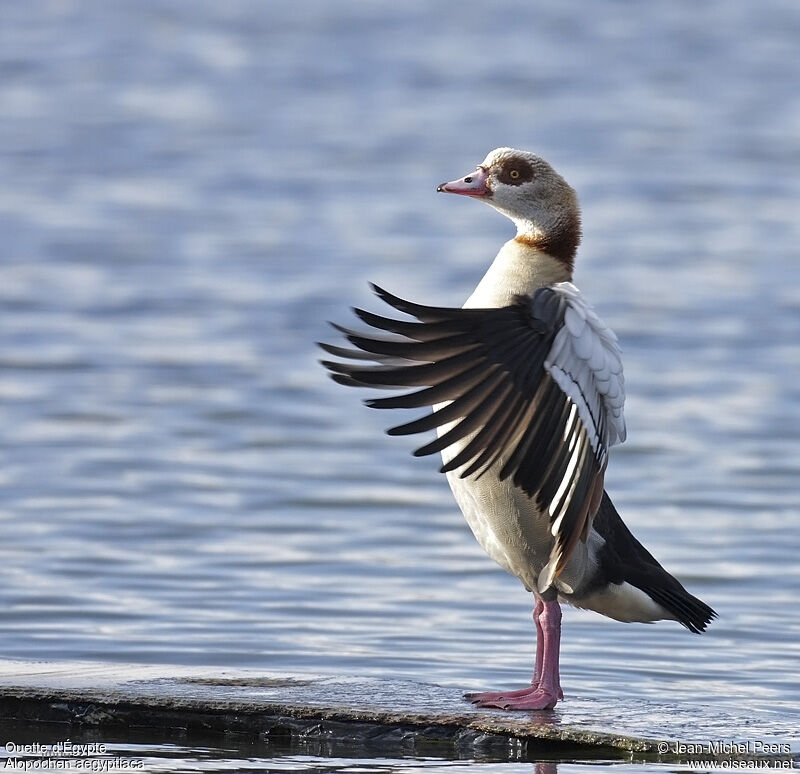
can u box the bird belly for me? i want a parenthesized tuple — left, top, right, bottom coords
(443, 458, 553, 592)
(435, 405, 554, 591)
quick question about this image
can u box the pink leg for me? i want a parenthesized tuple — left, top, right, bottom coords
(465, 598, 563, 711)
(465, 597, 544, 704)
(532, 595, 544, 686)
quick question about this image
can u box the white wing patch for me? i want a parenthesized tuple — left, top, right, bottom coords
(543, 282, 626, 468)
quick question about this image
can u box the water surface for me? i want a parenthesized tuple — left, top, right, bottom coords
(1, 0, 799, 769)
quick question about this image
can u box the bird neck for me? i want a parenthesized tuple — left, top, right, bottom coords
(464, 238, 573, 309)
(511, 214, 579, 274)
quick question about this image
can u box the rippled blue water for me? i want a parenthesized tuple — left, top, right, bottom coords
(1, 0, 799, 769)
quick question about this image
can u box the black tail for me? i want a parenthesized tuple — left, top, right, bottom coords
(593, 492, 717, 634)
(628, 568, 717, 634)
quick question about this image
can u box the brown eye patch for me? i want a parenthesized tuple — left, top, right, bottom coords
(497, 158, 534, 186)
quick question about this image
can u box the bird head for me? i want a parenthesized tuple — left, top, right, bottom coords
(438, 147, 581, 266)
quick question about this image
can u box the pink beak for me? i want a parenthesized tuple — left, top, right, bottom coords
(437, 166, 490, 197)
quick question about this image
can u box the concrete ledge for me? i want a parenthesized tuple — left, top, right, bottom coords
(0, 661, 795, 764)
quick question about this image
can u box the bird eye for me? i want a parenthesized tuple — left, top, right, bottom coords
(498, 160, 533, 185)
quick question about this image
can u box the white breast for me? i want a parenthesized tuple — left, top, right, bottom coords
(436, 240, 572, 590)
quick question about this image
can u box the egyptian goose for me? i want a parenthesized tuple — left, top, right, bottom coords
(320, 148, 716, 710)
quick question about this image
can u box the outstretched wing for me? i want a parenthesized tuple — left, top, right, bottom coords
(320, 282, 626, 590)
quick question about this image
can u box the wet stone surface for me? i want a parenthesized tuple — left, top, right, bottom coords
(0, 660, 795, 764)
